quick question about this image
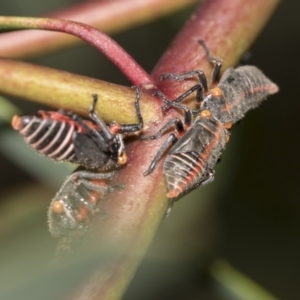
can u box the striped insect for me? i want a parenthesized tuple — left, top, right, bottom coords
(143, 40, 278, 199)
(11, 86, 143, 171)
(48, 168, 123, 237)
(143, 107, 229, 198)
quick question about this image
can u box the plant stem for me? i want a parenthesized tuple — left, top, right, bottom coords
(0, 0, 281, 299)
(61, 1, 281, 300)
(0, 0, 198, 58)
(0, 58, 158, 124)
(153, 0, 281, 99)
(0, 16, 154, 87)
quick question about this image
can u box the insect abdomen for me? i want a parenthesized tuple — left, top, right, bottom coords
(12, 111, 80, 162)
(219, 66, 279, 124)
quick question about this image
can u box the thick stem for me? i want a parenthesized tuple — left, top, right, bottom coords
(153, 0, 281, 99)
(0, 0, 280, 299)
(0, 58, 157, 124)
(61, 1, 280, 300)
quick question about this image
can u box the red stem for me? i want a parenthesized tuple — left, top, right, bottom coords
(0, 0, 197, 59)
(153, 0, 280, 98)
(46, 19, 155, 87)
(0, 17, 155, 87)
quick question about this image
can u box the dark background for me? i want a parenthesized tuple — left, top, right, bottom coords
(0, 1, 299, 299)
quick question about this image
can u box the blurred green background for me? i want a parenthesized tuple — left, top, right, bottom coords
(0, 1, 299, 299)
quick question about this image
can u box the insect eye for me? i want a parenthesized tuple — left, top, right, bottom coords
(11, 115, 22, 130)
(118, 153, 127, 165)
(211, 87, 223, 98)
(224, 122, 233, 129)
(199, 110, 212, 118)
(51, 200, 65, 214)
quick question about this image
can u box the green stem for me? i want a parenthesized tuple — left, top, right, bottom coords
(0, 0, 281, 299)
(211, 260, 279, 300)
(0, 58, 158, 124)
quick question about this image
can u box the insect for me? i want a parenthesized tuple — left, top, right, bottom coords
(12, 87, 143, 237)
(143, 40, 278, 199)
(11, 86, 144, 171)
(48, 168, 123, 237)
(143, 106, 229, 198)
(161, 40, 279, 129)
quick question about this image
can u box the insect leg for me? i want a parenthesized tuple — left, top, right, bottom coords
(201, 169, 215, 185)
(89, 94, 116, 145)
(160, 69, 208, 93)
(70, 106, 110, 152)
(158, 84, 204, 111)
(144, 133, 178, 176)
(72, 169, 115, 181)
(141, 117, 184, 141)
(198, 40, 223, 86)
(154, 90, 193, 127)
(170, 103, 194, 128)
(142, 116, 185, 176)
(74, 177, 124, 194)
(70, 170, 122, 213)
(118, 86, 144, 134)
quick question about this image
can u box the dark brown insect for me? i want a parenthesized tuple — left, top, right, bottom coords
(12, 87, 143, 236)
(12, 86, 143, 171)
(143, 40, 278, 199)
(48, 169, 123, 237)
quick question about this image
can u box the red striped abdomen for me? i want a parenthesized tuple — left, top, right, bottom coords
(12, 111, 86, 162)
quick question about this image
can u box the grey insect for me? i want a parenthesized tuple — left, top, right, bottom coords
(143, 40, 278, 199)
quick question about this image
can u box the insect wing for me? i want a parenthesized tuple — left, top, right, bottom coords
(48, 175, 83, 238)
(164, 116, 228, 198)
(72, 132, 111, 170)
